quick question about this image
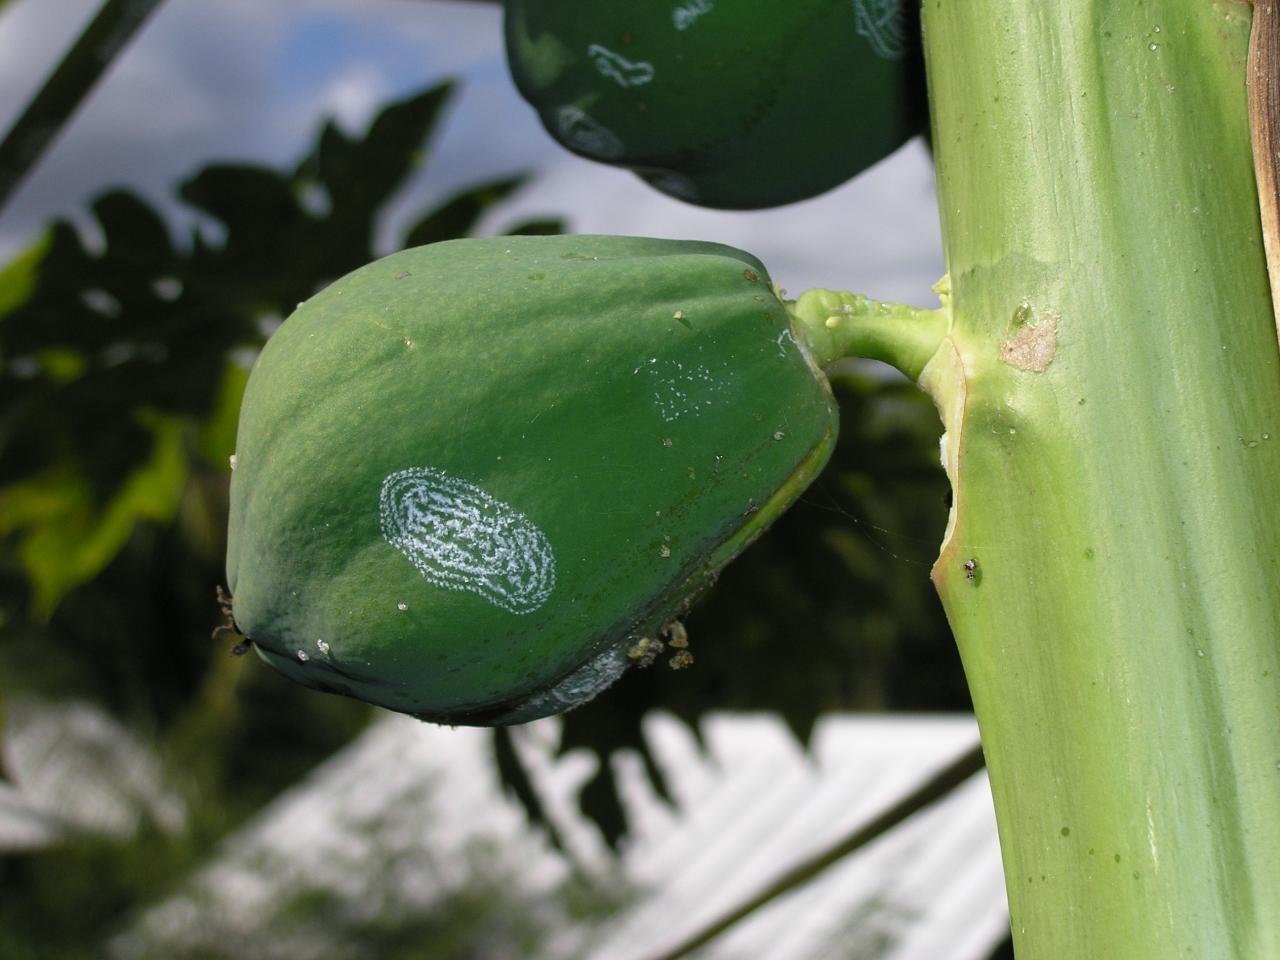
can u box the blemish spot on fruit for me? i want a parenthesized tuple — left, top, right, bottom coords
(397, 602, 407, 611)
(395, 270, 412, 280)
(586, 43, 655, 87)
(379, 466, 556, 615)
(1060, 826, 1070, 837)
(663, 437, 674, 448)
(773, 431, 785, 441)
(648, 359, 729, 421)
(672, 0, 713, 30)
(1000, 311, 1058, 372)
(774, 328, 797, 356)
(495, 642, 631, 723)
(853, 0, 907, 60)
(659, 545, 671, 558)
(556, 105, 627, 159)
(743, 269, 759, 283)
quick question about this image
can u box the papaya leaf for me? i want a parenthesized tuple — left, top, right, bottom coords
(0, 205, 218, 501)
(402, 175, 525, 247)
(0, 413, 187, 618)
(301, 84, 454, 268)
(180, 166, 303, 269)
(0, 228, 51, 320)
(0, 82, 482, 622)
(502, 218, 564, 237)
(317, 83, 452, 207)
(92, 189, 174, 267)
(0, 71, 567, 952)
(491, 726, 570, 857)
(196, 362, 250, 472)
(180, 164, 323, 312)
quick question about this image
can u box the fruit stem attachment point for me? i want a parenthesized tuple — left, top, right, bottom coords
(787, 287, 949, 381)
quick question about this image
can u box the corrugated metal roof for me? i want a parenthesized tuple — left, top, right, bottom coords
(98, 710, 1007, 960)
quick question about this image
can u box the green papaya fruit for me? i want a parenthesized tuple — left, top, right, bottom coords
(226, 235, 836, 724)
(503, 0, 924, 209)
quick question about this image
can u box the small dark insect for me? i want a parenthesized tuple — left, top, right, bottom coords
(212, 585, 253, 656)
(963, 558, 979, 581)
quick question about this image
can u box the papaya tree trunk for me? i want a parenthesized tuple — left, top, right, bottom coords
(918, 2, 1280, 957)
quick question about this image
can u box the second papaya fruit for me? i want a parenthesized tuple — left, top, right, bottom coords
(504, 0, 924, 208)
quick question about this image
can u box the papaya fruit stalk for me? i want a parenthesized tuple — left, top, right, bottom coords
(911, 2, 1280, 956)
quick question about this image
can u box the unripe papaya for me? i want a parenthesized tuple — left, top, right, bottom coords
(503, 0, 923, 209)
(226, 235, 836, 724)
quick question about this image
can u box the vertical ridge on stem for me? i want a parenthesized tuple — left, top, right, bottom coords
(1248, 0, 1280, 346)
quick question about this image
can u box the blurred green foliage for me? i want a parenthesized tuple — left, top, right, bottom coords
(0, 81, 562, 956)
(0, 66, 966, 960)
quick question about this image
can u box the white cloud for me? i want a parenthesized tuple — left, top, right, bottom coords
(318, 63, 392, 135)
(0, 0, 512, 258)
(0, 0, 99, 121)
(478, 139, 943, 304)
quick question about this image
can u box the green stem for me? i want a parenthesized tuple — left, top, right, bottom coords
(0, 0, 165, 217)
(788, 287, 948, 379)
(919, 2, 1280, 958)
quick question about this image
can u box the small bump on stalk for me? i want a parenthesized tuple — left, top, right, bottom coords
(787, 287, 949, 381)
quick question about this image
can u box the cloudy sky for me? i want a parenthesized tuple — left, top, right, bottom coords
(0, 0, 944, 303)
